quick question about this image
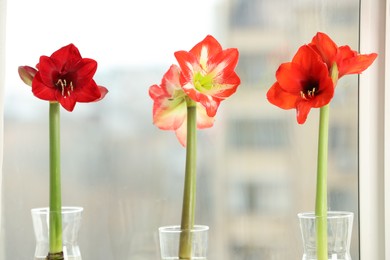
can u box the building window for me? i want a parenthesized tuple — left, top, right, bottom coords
(237, 53, 270, 87)
(229, 180, 290, 215)
(229, 0, 265, 28)
(228, 119, 289, 149)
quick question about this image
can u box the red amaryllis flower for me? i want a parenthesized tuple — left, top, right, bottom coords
(149, 64, 214, 146)
(309, 32, 378, 78)
(267, 45, 334, 124)
(174, 35, 240, 117)
(19, 44, 108, 112)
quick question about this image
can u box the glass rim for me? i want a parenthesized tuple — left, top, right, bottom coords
(31, 206, 83, 215)
(297, 211, 353, 219)
(159, 225, 209, 233)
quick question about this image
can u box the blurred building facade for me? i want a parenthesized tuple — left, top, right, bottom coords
(211, 0, 360, 259)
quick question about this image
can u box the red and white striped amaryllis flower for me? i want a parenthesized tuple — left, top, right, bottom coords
(149, 64, 214, 147)
(174, 35, 241, 117)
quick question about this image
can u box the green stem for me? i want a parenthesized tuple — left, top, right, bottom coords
(49, 102, 63, 257)
(179, 99, 197, 259)
(315, 63, 338, 260)
(315, 104, 329, 260)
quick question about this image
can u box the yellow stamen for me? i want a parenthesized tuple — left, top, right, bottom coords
(301, 87, 317, 100)
(55, 78, 74, 97)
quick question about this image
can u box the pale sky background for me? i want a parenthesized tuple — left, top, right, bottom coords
(5, 0, 220, 100)
(6, 0, 220, 67)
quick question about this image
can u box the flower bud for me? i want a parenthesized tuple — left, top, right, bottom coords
(18, 66, 37, 87)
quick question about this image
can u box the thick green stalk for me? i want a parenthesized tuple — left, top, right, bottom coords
(179, 98, 197, 259)
(49, 102, 63, 257)
(315, 63, 338, 260)
(315, 104, 329, 260)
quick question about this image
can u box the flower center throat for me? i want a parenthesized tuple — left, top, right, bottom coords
(56, 78, 74, 98)
(300, 79, 319, 100)
(300, 87, 317, 100)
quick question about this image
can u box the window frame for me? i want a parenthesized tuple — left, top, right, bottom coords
(0, 0, 6, 259)
(0, 0, 6, 233)
(386, 1, 390, 257)
(359, 0, 389, 259)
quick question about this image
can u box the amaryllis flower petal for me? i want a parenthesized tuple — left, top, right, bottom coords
(57, 94, 77, 112)
(189, 35, 223, 67)
(36, 56, 59, 88)
(149, 83, 168, 102)
(71, 81, 103, 103)
(175, 51, 199, 85)
(180, 82, 221, 117)
(161, 63, 183, 97)
(96, 86, 109, 101)
(149, 66, 187, 131)
(292, 44, 330, 77)
(196, 103, 215, 129)
(309, 32, 377, 78)
(73, 58, 98, 87)
(267, 45, 334, 124)
(309, 32, 338, 67)
(267, 82, 298, 109)
(296, 101, 314, 124)
(26, 44, 107, 112)
(149, 64, 215, 147)
(175, 119, 188, 147)
(174, 103, 215, 147)
(276, 63, 309, 94)
(48, 43, 83, 70)
(205, 48, 241, 98)
(32, 73, 57, 101)
(336, 46, 378, 77)
(151, 83, 187, 130)
(208, 48, 240, 84)
(174, 35, 241, 117)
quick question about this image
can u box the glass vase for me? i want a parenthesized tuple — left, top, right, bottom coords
(31, 207, 83, 260)
(158, 225, 209, 259)
(298, 211, 353, 260)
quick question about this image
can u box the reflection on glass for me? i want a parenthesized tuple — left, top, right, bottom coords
(2, 0, 359, 259)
